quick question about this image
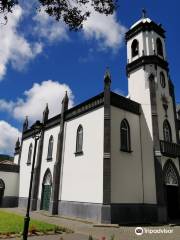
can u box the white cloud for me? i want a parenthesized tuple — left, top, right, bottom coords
(1, 80, 73, 122)
(0, 100, 14, 112)
(0, 5, 42, 79)
(83, 10, 127, 50)
(33, 10, 69, 43)
(0, 121, 21, 155)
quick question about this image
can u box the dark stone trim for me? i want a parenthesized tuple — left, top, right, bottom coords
(58, 201, 161, 224)
(22, 91, 140, 141)
(103, 79, 111, 206)
(177, 120, 180, 131)
(0, 196, 18, 208)
(126, 55, 169, 75)
(111, 92, 140, 115)
(0, 164, 19, 173)
(49, 94, 69, 215)
(58, 200, 111, 223)
(47, 157, 53, 161)
(111, 203, 158, 224)
(74, 151, 83, 156)
(65, 93, 104, 121)
(125, 21, 165, 41)
(31, 130, 45, 211)
(120, 148, 133, 153)
(149, 74, 167, 222)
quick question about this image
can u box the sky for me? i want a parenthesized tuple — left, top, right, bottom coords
(0, 0, 179, 155)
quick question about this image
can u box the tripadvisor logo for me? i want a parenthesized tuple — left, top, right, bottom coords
(135, 227, 144, 235)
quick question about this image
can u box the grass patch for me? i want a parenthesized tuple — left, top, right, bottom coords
(0, 210, 72, 236)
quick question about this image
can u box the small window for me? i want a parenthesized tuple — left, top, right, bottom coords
(27, 143, 33, 165)
(160, 72, 166, 88)
(131, 39, 139, 58)
(76, 125, 83, 154)
(163, 120, 172, 142)
(0, 179, 5, 205)
(156, 38, 163, 57)
(47, 135, 54, 160)
(120, 119, 131, 152)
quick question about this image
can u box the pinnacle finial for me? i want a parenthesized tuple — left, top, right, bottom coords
(142, 8, 147, 18)
(104, 67, 111, 82)
(23, 116, 28, 131)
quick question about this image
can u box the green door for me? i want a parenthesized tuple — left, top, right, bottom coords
(41, 185, 51, 211)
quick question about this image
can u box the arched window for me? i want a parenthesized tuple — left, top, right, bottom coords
(120, 119, 131, 152)
(160, 72, 166, 88)
(76, 125, 83, 153)
(27, 143, 33, 165)
(156, 38, 163, 57)
(164, 161, 178, 186)
(131, 39, 139, 58)
(47, 135, 53, 160)
(163, 120, 172, 142)
(0, 179, 5, 205)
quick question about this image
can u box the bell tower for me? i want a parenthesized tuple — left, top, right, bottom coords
(126, 11, 180, 222)
(125, 10, 171, 138)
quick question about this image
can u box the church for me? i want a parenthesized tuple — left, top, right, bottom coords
(11, 13, 180, 224)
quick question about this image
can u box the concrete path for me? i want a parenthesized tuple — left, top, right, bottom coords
(2, 208, 180, 240)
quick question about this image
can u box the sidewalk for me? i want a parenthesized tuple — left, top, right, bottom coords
(2, 208, 180, 240)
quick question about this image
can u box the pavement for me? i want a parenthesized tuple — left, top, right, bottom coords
(2, 208, 180, 240)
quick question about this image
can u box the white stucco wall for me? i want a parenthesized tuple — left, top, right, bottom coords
(0, 171, 19, 197)
(19, 137, 38, 198)
(38, 125, 60, 199)
(60, 107, 104, 203)
(14, 154, 19, 165)
(127, 30, 166, 63)
(111, 106, 156, 204)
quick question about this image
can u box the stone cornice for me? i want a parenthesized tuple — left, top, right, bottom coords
(126, 55, 169, 75)
(125, 21, 165, 41)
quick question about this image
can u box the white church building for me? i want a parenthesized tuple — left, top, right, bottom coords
(12, 13, 180, 224)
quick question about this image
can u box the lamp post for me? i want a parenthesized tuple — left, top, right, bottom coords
(23, 120, 43, 240)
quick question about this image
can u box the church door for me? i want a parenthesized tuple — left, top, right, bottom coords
(0, 179, 5, 206)
(164, 161, 180, 220)
(41, 169, 52, 211)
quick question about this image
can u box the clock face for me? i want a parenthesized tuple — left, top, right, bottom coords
(160, 72, 166, 88)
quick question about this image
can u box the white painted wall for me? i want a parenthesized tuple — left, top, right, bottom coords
(19, 137, 38, 198)
(0, 171, 19, 196)
(60, 107, 104, 203)
(111, 106, 156, 204)
(14, 154, 19, 165)
(127, 29, 166, 63)
(38, 125, 60, 199)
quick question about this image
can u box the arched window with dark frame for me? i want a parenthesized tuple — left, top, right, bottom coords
(131, 39, 139, 58)
(0, 179, 5, 206)
(27, 143, 33, 165)
(160, 71, 166, 88)
(156, 38, 163, 57)
(163, 120, 172, 142)
(120, 119, 131, 152)
(47, 135, 54, 160)
(76, 125, 83, 154)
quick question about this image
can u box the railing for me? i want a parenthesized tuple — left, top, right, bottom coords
(160, 140, 180, 158)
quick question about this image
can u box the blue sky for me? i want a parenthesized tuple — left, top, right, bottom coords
(0, 0, 179, 155)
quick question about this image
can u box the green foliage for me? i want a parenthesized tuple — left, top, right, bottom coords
(0, 0, 117, 30)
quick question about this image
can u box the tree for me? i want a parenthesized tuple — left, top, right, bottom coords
(0, 0, 117, 30)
